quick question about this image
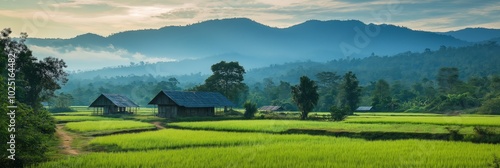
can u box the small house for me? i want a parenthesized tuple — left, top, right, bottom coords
(355, 106, 373, 112)
(258, 106, 284, 112)
(148, 90, 234, 118)
(89, 94, 139, 115)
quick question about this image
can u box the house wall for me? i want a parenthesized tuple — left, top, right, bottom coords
(178, 107, 214, 117)
(158, 105, 178, 118)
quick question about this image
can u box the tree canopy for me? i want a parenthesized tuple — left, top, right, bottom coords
(291, 76, 319, 120)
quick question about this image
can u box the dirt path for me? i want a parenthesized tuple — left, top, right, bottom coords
(55, 125, 79, 155)
(153, 122, 166, 129)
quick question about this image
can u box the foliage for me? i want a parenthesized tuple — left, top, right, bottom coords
(346, 116, 500, 127)
(192, 61, 247, 106)
(330, 106, 349, 121)
(291, 76, 319, 120)
(39, 130, 500, 168)
(426, 93, 480, 112)
(437, 67, 461, 94)
(1, 29, 68, 110)
(65, 120, 155, 133)
(478, 97, 500, 115)
(371, 79, 393, 111)
(0, 103, 56, 167)
(337, 71, 361, 115)
(243, 101, 257, 119)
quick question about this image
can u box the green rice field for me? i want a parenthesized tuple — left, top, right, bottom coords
(39, 129, 500, 168)
(65, 120, 156, 133)
(346, 116, 500, 126)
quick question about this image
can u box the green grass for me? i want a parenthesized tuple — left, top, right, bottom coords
(65, 120, 156, 133)
(38, 130, 500, 168)
(346, 116, 500, 126)
(168, 120, 496, 134)
(54, 116, 121, 123)
(87, 129, 314, 151)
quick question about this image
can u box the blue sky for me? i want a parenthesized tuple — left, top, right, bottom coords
(1, 0, 499, 38)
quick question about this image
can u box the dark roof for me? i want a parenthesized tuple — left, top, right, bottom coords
(149, 91, 234, 107)
(356, 106, 373, 111)
(89, 94, 139, 107)
(258, 106, 283, 111)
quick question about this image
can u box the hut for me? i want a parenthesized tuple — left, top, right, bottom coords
(148, 90, 234, 118)
(355, 106, 373, 112)
(89, 94, 139, 115)
(258, 106, 284, 112)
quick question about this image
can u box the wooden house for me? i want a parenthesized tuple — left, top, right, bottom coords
(148, 91, 234, 118)
(89, 94, 139, 115)
(258, 106, 284, 112)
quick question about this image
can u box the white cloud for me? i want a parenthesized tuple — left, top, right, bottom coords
(29, 45, 176, 71)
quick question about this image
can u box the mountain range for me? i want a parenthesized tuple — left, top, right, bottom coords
(24, 18, 500, 78)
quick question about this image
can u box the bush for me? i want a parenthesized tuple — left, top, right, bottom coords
(330, 106, 349, 121)
(243, 102, 257, 119)
(478, 98, 500, 115)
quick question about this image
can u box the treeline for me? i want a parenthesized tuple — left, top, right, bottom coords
(246, 67, 500, 114)
(246, 42, 500, 84)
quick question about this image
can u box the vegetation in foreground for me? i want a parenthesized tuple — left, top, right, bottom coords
(65, 120, 156, 133)
(39, 130, 500, 168)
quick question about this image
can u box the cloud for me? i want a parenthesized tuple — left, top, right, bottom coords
(1, 0, 499, 38)
(29, 45, 175, 71)
(154, 8, 199, 19)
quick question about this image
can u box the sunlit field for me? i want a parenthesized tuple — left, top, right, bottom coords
(65, 120, 156, 133)
(39, 129, 500, 168)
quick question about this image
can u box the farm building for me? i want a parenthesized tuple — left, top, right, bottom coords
(148, 90, 234, 118)
(258, 106, 284, 112)
(355, 106, 373, 112)
(89, 94, 139, 115)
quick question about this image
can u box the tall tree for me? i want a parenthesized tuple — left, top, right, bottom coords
(371, 79, 392, 111)
(1, 29, 68, 111)
(337, 71, 362, 115)
(196, 61, 247, 105)
(316, 72, 341, 111)
(291, 76, 319, 120)
(437, 67, 461, 94)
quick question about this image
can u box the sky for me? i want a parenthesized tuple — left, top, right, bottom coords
(1, 0, 499, 39)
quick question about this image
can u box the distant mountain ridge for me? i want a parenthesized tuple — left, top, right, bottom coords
(25, 18, 476, 73)
(440, 28, 500, 42)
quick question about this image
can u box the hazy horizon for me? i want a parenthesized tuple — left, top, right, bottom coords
(1, 0, 499, 38)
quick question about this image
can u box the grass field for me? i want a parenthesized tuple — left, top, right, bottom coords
(39, 129, 500, 168)
(54, 116, 122, 123)
(65, 120, 156, 133)
(168, 120, 499, 134)
(41, 107, 500, 167)
(346, 116, 500, 126)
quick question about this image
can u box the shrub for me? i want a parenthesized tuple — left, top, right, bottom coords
(330, 106, 349, 121)
(243, 101, 257, 119)
(478, 98, 500, 115)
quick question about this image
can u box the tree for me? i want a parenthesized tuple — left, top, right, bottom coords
(291, 76, 319, 120)
(437, 67, 461, 94)
(316, 72, 341, 111)
(1, 28, 58, 166)
(371, 79, 392, 111)
(478, 97, 500, 115)
(243, 101, 257, 119)
(192, 61, 247, 108)
(1, 29, 68, 111)
(337, 71, 361, 115)
(330, 106, 349, 121)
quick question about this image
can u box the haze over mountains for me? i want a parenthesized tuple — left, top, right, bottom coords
(24, 18, 500, 78)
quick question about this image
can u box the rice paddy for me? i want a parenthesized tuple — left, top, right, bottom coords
(65, 120, 156, 133)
